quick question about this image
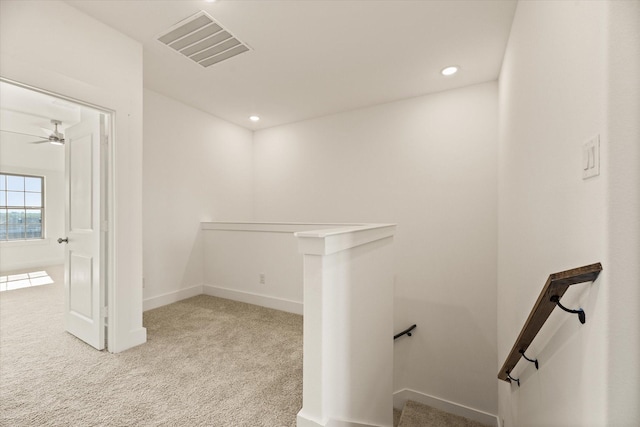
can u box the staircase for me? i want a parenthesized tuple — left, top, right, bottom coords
(394, 401, 491, 427)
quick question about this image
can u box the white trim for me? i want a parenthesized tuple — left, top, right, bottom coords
(297, 411, 326, 427)
(0, 238, 51, 247)
(296, 411, 384, 427)
(108, 326, 147, 354)
(296, 224, 396, 255)
(294, 223, 395, 238)
(201, 221, 359, 233)
(143, 284, 204, 311)
(393, 388, 499, 427)
(326, 420, 385, 427)
(126, 327, 148, 348)
(203, 284, 303, 315)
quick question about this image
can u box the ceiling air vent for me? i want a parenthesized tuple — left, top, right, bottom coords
(157, 11, 250, 68)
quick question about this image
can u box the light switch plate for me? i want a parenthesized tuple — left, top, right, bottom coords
(582, 135, 600, 179)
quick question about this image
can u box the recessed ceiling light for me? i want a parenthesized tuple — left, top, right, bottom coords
(441, 66, 459, 76)
(204, 0, 216, 3)
(249, 115, 260, 122)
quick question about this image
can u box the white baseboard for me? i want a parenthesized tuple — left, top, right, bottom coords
(108, 326, 147, 353)
(143, 284, 204, 311)
(326, 420, 386, 427)
(393, 389, 499, 427)
(203, 284, 303, 315)
(297, 411, 324, 427)
(296, 412, 385, 427)
(143, 283, 303, 315)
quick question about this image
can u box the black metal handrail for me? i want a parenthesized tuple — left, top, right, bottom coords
(394, 324, 417, 340)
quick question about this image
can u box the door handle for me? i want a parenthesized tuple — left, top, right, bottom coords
(57, 237, 69, 244)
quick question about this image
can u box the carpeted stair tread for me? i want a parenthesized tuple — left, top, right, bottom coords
(398, 400, 490, 427)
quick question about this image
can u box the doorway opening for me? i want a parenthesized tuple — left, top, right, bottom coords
(0, 79, 113, 351)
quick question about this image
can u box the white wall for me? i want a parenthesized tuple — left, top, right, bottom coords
(254, 82, 499, 421)
(0, 94, 75, 272)
(605, 1, 640, 425)
(203, 225, 302, 313)
(200, 222, 360, 315)
(142, 90, 254, 308)
(0, 157, 64, 271)
(498, 1, 639, 425)
(0, 0, 145, 352)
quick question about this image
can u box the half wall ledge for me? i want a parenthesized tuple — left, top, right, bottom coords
(295, 223, 397, 427)
(295, 223, 397, 255)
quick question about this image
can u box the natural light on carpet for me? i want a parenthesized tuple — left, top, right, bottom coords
(0, 270, 54, 292)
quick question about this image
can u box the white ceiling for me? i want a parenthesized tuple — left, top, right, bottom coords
(0, 81, 82, 141)
(0, 82, 81, 169)
(66, 0, 517, 130)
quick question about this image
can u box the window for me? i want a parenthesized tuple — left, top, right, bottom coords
(0, 173, 45, 241)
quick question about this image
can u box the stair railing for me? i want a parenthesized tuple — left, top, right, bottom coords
(498, 263, 603, 385)
(394, 324, 417, 340)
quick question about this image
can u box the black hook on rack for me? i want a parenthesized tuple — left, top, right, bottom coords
(506, 371, 520, 387)
(550, 295, 586, 324)
(519, 349, 539, 370)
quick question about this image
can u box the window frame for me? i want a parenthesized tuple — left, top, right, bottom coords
(0, 172, 45, 241)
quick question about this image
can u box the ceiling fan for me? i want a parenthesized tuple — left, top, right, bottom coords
(2, 119, 66, 145)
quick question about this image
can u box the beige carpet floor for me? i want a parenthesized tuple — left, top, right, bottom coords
(0, 266, 303, 426)
(397, 401, 490, 427)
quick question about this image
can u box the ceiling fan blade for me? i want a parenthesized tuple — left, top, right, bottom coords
(0, 129, 45, 138)
(29, 139, 51, 144)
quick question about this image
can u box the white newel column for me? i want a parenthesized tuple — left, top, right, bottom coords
(295, 224, 396, 427)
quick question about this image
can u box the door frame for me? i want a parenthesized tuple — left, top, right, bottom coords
(1, 77, 115, 351)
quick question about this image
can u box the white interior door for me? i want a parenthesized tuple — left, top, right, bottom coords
(62, 111, 105, 350)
